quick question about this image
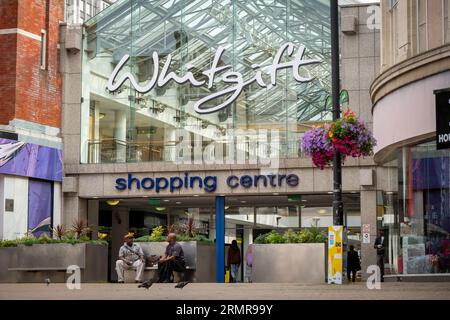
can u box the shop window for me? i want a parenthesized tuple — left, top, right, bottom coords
(393, 142, 450, 274)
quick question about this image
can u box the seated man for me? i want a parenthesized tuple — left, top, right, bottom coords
(116, 232, 145, 283)
(158, 233, 186, 283)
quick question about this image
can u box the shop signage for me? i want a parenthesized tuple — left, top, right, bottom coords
(106, 43, 321, 115)
(435, 89, 450, 150)
(115, 172, 299, 193)
(362, 224, 370, 244)
(327, 226, 343, 285)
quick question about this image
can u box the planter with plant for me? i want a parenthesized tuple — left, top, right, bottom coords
(0, 219, 108, 283)
(251, 228, 327, 284)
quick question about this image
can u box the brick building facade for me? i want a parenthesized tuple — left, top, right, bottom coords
(0, 0, 64, 240)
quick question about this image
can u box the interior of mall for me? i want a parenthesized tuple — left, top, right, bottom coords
(91, 193, 362, 281)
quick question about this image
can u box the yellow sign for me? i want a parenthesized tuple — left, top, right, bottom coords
(328, 226, 343, 284)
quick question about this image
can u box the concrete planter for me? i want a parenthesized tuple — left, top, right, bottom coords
(131, 241, 216, 283)
(252, 243, 326, 284)
(0, 243, 108, 283)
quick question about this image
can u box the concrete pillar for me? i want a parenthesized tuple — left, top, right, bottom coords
(62, 195, 87, 230)
(243, 225, 253, 281)
(360, 190, 378, 281)
(93, 104, 100, 163)
(164, 128, 177, 162)
(110, 207, 129, 282)
(115, 110, 127, 163)
(87, 200, 99, 240)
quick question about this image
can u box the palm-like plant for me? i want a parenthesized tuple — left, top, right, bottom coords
(71, 219, 89, 239)
(52, 225, 65, 240)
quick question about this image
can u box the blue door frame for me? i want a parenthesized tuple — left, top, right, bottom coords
(215, 196, 225, 283)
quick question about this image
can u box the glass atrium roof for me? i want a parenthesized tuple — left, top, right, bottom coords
(85, 0, 333, 122)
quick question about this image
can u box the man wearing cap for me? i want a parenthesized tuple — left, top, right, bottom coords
(116, 233, 145, 283)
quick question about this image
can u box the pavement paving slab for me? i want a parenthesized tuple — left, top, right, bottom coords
(0, 283, 450, 300)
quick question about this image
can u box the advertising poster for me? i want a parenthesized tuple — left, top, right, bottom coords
(328, 226, 343, 284)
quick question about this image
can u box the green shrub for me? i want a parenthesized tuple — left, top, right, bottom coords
(253, 228, 327, 244)
(0, 240, 18, 248)
(265, 230, 285, 244)
(254, 233, 269, 244)
(283, 229, 299, 243)
(149, 226, 164, 240)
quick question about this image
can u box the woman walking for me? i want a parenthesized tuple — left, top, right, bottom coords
(227, 240, 241, 283)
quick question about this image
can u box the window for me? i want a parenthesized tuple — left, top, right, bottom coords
(390, 0, 399, 10)
(40, 30, 47, 70)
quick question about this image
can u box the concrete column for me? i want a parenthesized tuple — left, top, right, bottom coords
(360, 190, 378, 281)
(62, 195, 87, 230)
(115, 110, 127, 163)
(110, 207, 129, 282)
(164, 128, 177, 162)
(93, 104, 100, 163)
(242, 225, 253, 281)
(87, 200, 99, 240)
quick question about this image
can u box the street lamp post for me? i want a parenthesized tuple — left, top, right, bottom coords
(331, 0, 344, 226)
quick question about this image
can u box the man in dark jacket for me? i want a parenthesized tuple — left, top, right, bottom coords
(374, 230, 386, 282)
(157, 233, 186, 283)
(347, 245, 360, 282)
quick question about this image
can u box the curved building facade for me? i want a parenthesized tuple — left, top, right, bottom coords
(371, 0, 450, 276)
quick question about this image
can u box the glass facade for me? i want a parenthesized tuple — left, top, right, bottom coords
(383, 142, 450, 275)
(81, 0, 332, 164)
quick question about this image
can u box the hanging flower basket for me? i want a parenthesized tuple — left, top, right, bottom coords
(300, 127, 335, 170)
(301, 109, 377, 170)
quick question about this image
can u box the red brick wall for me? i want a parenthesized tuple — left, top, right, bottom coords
(0, 0, 63, 129)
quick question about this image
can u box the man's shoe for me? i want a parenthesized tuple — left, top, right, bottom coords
(118, 280, 124, 284)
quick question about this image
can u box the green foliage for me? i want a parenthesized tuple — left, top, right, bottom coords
(254, 228, 327, 244)
(282, 229, 299, 243)
(0, 240, 18, 248)
(150, 226, 164, 240)
(0, 234, 107, 248)
(265, 230, 285, 244)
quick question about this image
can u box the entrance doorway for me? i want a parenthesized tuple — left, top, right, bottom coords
(89, 193, 361, 282)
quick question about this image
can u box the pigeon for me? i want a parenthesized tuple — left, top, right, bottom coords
(175, 281, 189, 289)
(45, 278, 51, 286)
(138, 279, 154, 290)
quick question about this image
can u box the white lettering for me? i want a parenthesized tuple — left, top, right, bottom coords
(106, 43, 321, 115)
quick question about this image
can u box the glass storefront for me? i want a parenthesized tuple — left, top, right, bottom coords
(383, 141, 450, 275)
(81, 0, 332, 164)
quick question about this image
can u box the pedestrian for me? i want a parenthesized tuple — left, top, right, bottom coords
(157, 233, 186, 283)
(227, 240, 241, 283)
(115, 232, 145, 283)
(347, 245, 360, 283)
(374, 230, 386, 282)
(245, 244, 253, 283)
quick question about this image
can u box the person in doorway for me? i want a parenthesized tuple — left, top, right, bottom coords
(374, 230, 386, 282)
(227, 240, 241, 283)
(157, 233, 186, 283)
(347, 245, 360, 283)
(244, 244, 253, 283)
(116, 232, 145, 283)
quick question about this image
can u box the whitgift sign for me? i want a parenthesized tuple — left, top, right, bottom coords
(115, 172, 300, 194)
(106, 43, 321, 114)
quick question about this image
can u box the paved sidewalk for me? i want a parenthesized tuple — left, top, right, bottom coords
(0, 282, 449, 300)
